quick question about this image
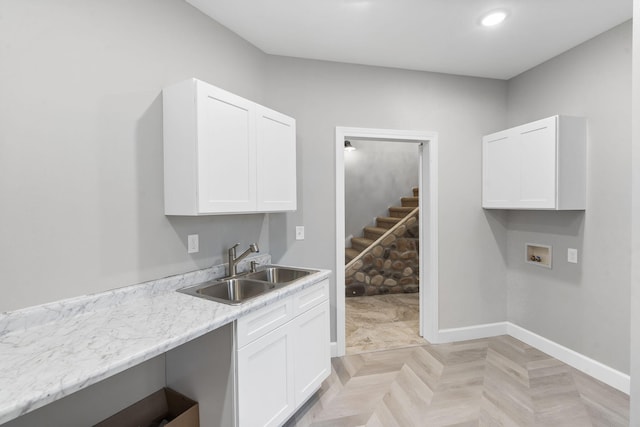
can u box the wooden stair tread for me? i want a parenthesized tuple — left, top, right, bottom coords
(351, 238, 374, 252)
(376, 216, 401, 229)
(377, 216, 401, 223)
(401, 196, 419, 207)
(364, 226, 387, 240)
(345, 248, 360, 260)
(389, 206, 414, 218)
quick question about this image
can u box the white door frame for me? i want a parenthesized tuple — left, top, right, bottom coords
(335, 127, 439, 356)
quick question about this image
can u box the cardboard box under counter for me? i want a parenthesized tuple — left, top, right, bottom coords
(94, 387, 199, 427)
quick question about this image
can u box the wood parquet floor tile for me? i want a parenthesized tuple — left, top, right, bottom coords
(285, 336, 629, 427)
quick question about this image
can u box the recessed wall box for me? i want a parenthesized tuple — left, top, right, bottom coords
(525, 243, 552, 269)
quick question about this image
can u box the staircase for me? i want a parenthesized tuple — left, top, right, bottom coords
(345, 187, 419, 264)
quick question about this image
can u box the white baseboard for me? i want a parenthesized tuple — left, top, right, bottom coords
(436, 321, 508, 343)
(506, 323, 630, 394)
(434, 321, 629, 395)
(330, 341, 339, 358)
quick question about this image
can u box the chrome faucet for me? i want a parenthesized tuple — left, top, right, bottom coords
(228, 243, 259, 277)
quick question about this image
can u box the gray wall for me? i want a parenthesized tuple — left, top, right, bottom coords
(630, 0, 639, 423)
(0, 0, 271, 312)
(505, 22, 632, 373)
(344, 140, 419, 242)
(1, 0, 509, 352)
(264, 57, 509, 340)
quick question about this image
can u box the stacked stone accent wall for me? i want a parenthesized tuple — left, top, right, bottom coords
(345, 215, 419, 297)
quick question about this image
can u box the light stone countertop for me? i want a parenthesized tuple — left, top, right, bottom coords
(0, 256, 331, 425)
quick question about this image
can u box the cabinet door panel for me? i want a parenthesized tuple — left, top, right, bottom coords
(482, 132, 518, 207)
(256, 106, 296, 211)
(237, 324, 294, 427)
(518, 117, 556, 208)
(197, 83, 256, 213)
(293, 300, 330, 406)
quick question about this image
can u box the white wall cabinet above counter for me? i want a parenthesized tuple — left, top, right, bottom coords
(163, 78, 297, 215)
(482, 115, 586, 210)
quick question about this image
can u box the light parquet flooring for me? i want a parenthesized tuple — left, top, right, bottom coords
(285, 335, 629, 427)
(346, 293, 426, 354)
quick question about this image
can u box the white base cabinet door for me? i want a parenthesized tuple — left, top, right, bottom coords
(293, 300, 330, 405)
(236, 324, 295, 427)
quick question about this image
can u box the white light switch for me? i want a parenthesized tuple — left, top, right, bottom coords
(296, 226, 305, 240)
(567, 248, 578, 264)
(188, 234, 199, 253)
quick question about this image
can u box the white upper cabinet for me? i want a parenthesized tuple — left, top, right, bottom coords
(256, 106, 297, 212)
(163, 78, 296, 215)
(482, 115, 586, 210)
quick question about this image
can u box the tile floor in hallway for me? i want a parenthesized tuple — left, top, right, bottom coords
(345, 293, 426, 354)
(285, 293, 630, 426)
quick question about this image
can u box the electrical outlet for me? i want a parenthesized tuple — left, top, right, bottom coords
(567, 248, 578, 264)
(296, 226, 305, 240)
(188, 234, 199, 254)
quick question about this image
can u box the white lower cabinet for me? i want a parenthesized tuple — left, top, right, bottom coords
(237, 322, 295, 427)
(292, 301, 331, 405)
(236, 280, 330, 427)
(165, 279, 330, 427)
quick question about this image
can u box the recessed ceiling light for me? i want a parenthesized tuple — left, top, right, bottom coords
(343, 0, 370, 8)
(481, 11, 507, 27)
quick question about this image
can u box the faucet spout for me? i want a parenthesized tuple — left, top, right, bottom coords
(228, 243, 259, 277)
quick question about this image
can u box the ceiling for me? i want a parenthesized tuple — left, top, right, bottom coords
(186, 0, 632, 80)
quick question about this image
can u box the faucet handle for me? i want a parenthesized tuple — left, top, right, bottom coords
(230, 243, 240, 249)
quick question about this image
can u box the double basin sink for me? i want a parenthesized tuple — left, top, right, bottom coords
(179, 266, 317, 305)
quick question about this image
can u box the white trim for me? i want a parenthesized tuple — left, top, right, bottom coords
(424, 138, 439, 343)
(335, 127, 439, 356)
(437, 322, 508, 343)
(330, 342, 339, 358)
(434, 321, 630, 394)
(507, 323, 630, 394)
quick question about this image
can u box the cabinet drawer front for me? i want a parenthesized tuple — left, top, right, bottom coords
(237, 298, 293, 348)
(294, 280, 329, 316)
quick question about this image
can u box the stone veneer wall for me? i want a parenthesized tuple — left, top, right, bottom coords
(345, 215, 419, 297)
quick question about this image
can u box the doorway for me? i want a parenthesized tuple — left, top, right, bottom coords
(335, 127, 439, 357)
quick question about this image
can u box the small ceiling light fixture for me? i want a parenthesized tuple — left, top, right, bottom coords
(481, 10, 507, 27)
(344, 140, 356, 152)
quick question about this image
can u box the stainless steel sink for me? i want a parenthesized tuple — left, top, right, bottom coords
(178, 266, 317, 305)
(197, 278, 277, 305)
(244, 266, 313, 284)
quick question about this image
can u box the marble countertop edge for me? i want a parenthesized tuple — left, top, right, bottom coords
(0, 262, 330, 425)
